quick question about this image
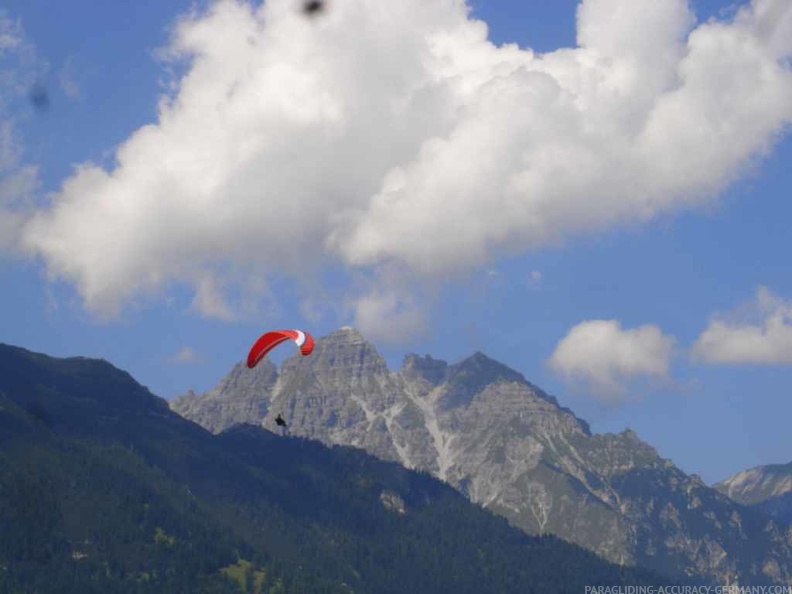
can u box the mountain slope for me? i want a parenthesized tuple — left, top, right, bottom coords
(172, 327, 792, 586)
(716, 462, 792, 505)
(0, 342, 671, 593)
(756, 493, 792, 525)
(716, 463, 792, 525)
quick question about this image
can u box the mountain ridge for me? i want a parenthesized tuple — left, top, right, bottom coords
(715, 461, 792, 526)
(171, 327, 792, 586)
(715, 462, 792, 505)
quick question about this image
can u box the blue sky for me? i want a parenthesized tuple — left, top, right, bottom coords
(1, 0, 790, 484)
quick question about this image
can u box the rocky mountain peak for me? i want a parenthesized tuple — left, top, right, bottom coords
(449, 351, 527, 383)
(326, 325, 368, 344)
(169, 357, 279, 434)
(401, 354, 448, 385)
(437, 351, 530, 410)
(219, 359, 278, 392)
(280, 326, 388, 380)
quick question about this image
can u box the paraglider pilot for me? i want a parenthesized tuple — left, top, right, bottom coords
(275, 413, 288, 436)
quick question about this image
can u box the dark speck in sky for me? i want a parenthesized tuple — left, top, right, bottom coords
(302, 0, 326, 17)
(29, 82, 50, 112)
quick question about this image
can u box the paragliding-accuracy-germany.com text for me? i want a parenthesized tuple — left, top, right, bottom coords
(584, 586, 792, 594)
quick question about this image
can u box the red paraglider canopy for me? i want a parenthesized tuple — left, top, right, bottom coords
(247, 329, 314, 368)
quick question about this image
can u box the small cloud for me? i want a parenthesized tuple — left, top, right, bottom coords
(167, 346, 200, 364)
(190, 273, 235, 321)
(1, 121, 39, 258)
(529, 270, 542, 286)
(0, 164, 38, 254)
(691, 286, 792, 365)
(351, 289, 426, 345)
(57, 59, 80, 99)
(487, 268, 498, 277)
(549, 319, 676, 402)
(299, 298, 325, 323)
(0, 12, 22, 52)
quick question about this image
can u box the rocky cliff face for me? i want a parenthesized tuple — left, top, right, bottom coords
(171, 327, 792, 586)
(174, 357, 278, 433)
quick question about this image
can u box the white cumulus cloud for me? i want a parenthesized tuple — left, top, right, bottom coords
(692, 286, 792, 364)
(15, 0, 792, 336)
(549, 319, 676, 401)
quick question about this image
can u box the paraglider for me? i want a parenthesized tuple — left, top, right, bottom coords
(247, 329, 313, 437)
(247, 329, 314, 368)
